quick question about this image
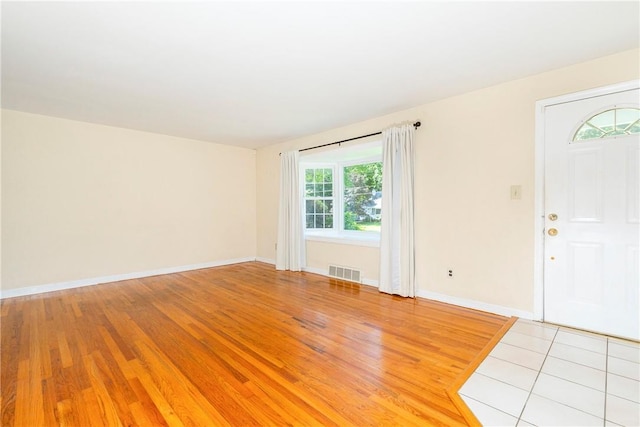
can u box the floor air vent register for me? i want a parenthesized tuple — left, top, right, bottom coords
(328, 265, 362, 283)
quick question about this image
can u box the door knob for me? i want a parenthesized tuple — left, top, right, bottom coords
(548, 213, 558, 221)
(548, 228, 558, 236)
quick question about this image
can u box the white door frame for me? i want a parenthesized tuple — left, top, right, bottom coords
(533, 79, 640, 322)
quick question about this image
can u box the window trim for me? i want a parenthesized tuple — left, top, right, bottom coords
(305, 232, 381, 247)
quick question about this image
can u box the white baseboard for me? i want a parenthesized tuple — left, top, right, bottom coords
(2, 258, 533, 321)
(416, 289, 534, 319)
(361, 278, 379, 287)
(253, 261, 379, 287)
(0, 257, 256, 299)
(301, 267, 527, 318)
(301, 265, 327, 276)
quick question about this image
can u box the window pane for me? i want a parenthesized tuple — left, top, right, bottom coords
(324, 183, 333, 197)
(574, 125, 604, 141)
(305, 169, 314, 183)
(589, 110, 614, 129)
(343, 162, 382, 232)
(617, 109, 640, 130)
(306, 215, 314, 228)
(326, 200, 333, 213)
(325, 215, 333, 228)
(324, 169, 333, 183)
(305, 200, 314, 214)
(305, 183, 314, 197)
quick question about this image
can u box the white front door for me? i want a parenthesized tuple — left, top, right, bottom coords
(544, 88, 639, 341)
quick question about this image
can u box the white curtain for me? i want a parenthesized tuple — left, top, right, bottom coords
(276, 150, 304, 271)
(379, 123, 415, 297)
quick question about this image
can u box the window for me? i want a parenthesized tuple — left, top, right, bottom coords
(304, 168, 334, 229)
(302, 142, 382, 242)
(573, 108, 640, 142)
(343, 163, 382, 232)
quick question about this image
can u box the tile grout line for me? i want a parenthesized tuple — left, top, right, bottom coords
(503, 325, 611, 367)
(531, 359, 605, 393)
(551, 339, 608, 356)
(488, 353, 541, 372)
(458, 393, 520, 423)
(515, 324, 560, 424)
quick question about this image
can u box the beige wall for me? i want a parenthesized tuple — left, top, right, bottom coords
(2, 110, 257, 290)
(257, 49, 640, 313)
(2, 49, 637, 308)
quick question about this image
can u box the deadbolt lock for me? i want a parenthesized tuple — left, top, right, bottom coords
(548, 213, 558, 221)
(548, 228, 558, 236)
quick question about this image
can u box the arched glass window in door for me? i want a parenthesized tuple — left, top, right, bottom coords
(573, 107, 640, 142)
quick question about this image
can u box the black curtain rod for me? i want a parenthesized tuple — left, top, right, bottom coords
(281, 121, 421, 155)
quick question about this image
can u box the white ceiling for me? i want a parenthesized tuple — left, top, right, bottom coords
(2, 1, 638, 149)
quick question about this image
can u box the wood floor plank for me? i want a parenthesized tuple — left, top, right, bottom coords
(1, 261, 508, 426)
(127, 377, 170, 427)
(79, 387, 108, 427)
(13, 359, 31, 427)
(131, 338, 232, 427)
(83, 353, 125, 427)
(128, 360, 186, 427)
(54, 398, 75, 427)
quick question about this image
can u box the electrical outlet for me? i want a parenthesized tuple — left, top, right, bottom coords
(510, 185, 522, 200)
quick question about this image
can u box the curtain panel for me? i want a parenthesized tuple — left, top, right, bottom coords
(379, 123, 416, 297)
(276, 150, 304, 271)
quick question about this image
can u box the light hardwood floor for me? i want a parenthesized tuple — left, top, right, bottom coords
(1, 262, 508, 426)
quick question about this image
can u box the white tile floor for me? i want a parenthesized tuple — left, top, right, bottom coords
(459, 319, 640, 426)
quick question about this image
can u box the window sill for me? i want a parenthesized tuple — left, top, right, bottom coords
(305, 232, 380, 248)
